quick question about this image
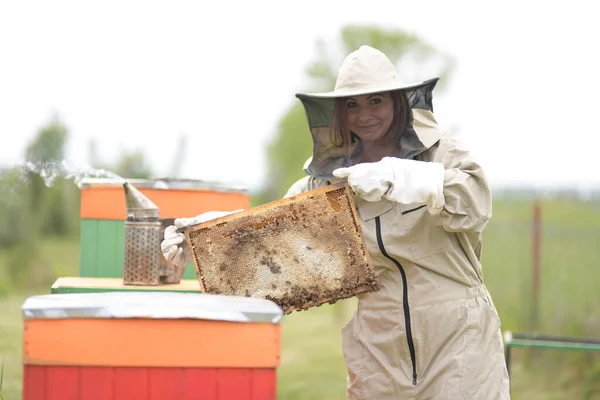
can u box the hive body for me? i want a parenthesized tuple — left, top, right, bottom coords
(22, 292, 282, 400)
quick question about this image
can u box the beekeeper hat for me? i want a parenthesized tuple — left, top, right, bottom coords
(296, 45, 434, 100)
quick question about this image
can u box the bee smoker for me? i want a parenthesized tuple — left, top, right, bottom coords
(122, 181, 184, 285)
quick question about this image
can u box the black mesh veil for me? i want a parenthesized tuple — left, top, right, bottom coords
(296, 78, 440, 179)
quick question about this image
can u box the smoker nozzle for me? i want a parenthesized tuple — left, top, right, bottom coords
(123, 181, 159, 221)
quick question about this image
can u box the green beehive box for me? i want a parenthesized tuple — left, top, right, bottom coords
(78, 178, 250, 279)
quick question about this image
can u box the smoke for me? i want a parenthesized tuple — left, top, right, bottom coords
(3, 159, 124, 188)
(0, 159, 125, 208)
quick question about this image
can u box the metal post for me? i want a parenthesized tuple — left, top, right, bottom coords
(505, 346, 511, 376)
(532, 200, 541, 330)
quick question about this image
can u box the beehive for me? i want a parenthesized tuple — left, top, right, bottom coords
(184, 182, 381, 313)
(22, 292, 282, 400)
(78, 178, 249, 280)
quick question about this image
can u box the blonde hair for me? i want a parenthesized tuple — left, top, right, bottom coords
(330, 90, 411, 163)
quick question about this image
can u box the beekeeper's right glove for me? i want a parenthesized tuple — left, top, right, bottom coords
(333, 157, 445, 214)
(161, 210, 243, 267)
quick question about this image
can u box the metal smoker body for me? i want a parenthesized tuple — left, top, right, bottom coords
(123, 182, 183, 285)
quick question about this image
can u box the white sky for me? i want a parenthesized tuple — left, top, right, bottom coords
(1, 1, 599, 192)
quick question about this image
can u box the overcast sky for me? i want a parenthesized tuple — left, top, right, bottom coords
(1, 1, 598, 192)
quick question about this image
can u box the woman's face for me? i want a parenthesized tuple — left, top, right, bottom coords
(345, 92, 394, 143)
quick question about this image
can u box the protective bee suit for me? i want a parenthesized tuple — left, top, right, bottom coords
(286, 46, 510, 399)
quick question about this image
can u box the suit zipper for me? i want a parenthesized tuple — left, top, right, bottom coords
(375, 216, 418, 385)
(401, 204, 426, 215)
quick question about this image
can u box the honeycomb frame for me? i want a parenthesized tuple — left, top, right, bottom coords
(184, 182, 381, 313)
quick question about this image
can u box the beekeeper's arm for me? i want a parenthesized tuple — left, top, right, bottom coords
(432, 133, 492, 233)
(333, 134, 491, 233)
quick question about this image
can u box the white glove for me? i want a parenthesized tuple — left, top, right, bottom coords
(161, 225, 191, 268)
(333, 157, 445, 214)
(161, 210, 243, 267)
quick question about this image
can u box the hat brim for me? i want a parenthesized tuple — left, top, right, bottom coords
(295, 78, 437, 100)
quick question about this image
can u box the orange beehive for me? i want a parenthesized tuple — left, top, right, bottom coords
(22, 292, 283, 400)
(80, 178, 249, 221)
(78, 178, 249, 279)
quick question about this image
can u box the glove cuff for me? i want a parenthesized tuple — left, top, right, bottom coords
(424, 162, 446, 214)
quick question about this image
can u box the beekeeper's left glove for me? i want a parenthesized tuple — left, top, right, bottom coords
(333, 157, 445, 214)
(161, 210, 244, 267)
(161, 226, 191, 268)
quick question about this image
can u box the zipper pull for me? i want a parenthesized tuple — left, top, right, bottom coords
(412, 373, 417, 385)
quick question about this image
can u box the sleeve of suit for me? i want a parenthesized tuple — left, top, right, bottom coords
(434, 133, 493, 233)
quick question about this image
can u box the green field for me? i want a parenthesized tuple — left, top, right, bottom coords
(1, 198, 599, 399)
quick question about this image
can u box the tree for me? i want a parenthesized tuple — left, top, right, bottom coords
(88, 139, 155, 180)
(0, 167, 29, 247)
(0, 115, 75, 285)
(254, 25, 455, 205)
(113, 149, 153, 179)
(24, 114, 76, 236)
(25, 115, 68, 164)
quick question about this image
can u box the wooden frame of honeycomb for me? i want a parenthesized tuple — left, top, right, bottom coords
(183, 182, 381, 314)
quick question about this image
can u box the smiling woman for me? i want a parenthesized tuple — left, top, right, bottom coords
(286, 45, 510, 399)
(159, 44, 509, 399)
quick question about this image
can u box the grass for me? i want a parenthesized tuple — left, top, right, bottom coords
(0, 292, 34, 400)
(483, 198, 600, 337)
(1, 198, 599, 399)
(278, 301, 355, 399)
(0, 236, 81, 400)
(1, 358, 5, 400)
(479, 198, 600, 400)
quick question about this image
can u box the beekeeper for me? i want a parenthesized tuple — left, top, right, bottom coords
(284, 45, 510, 399)
(161, 45, 510, 399)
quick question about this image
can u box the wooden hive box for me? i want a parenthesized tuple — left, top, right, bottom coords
(22, 292, 282, 400)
